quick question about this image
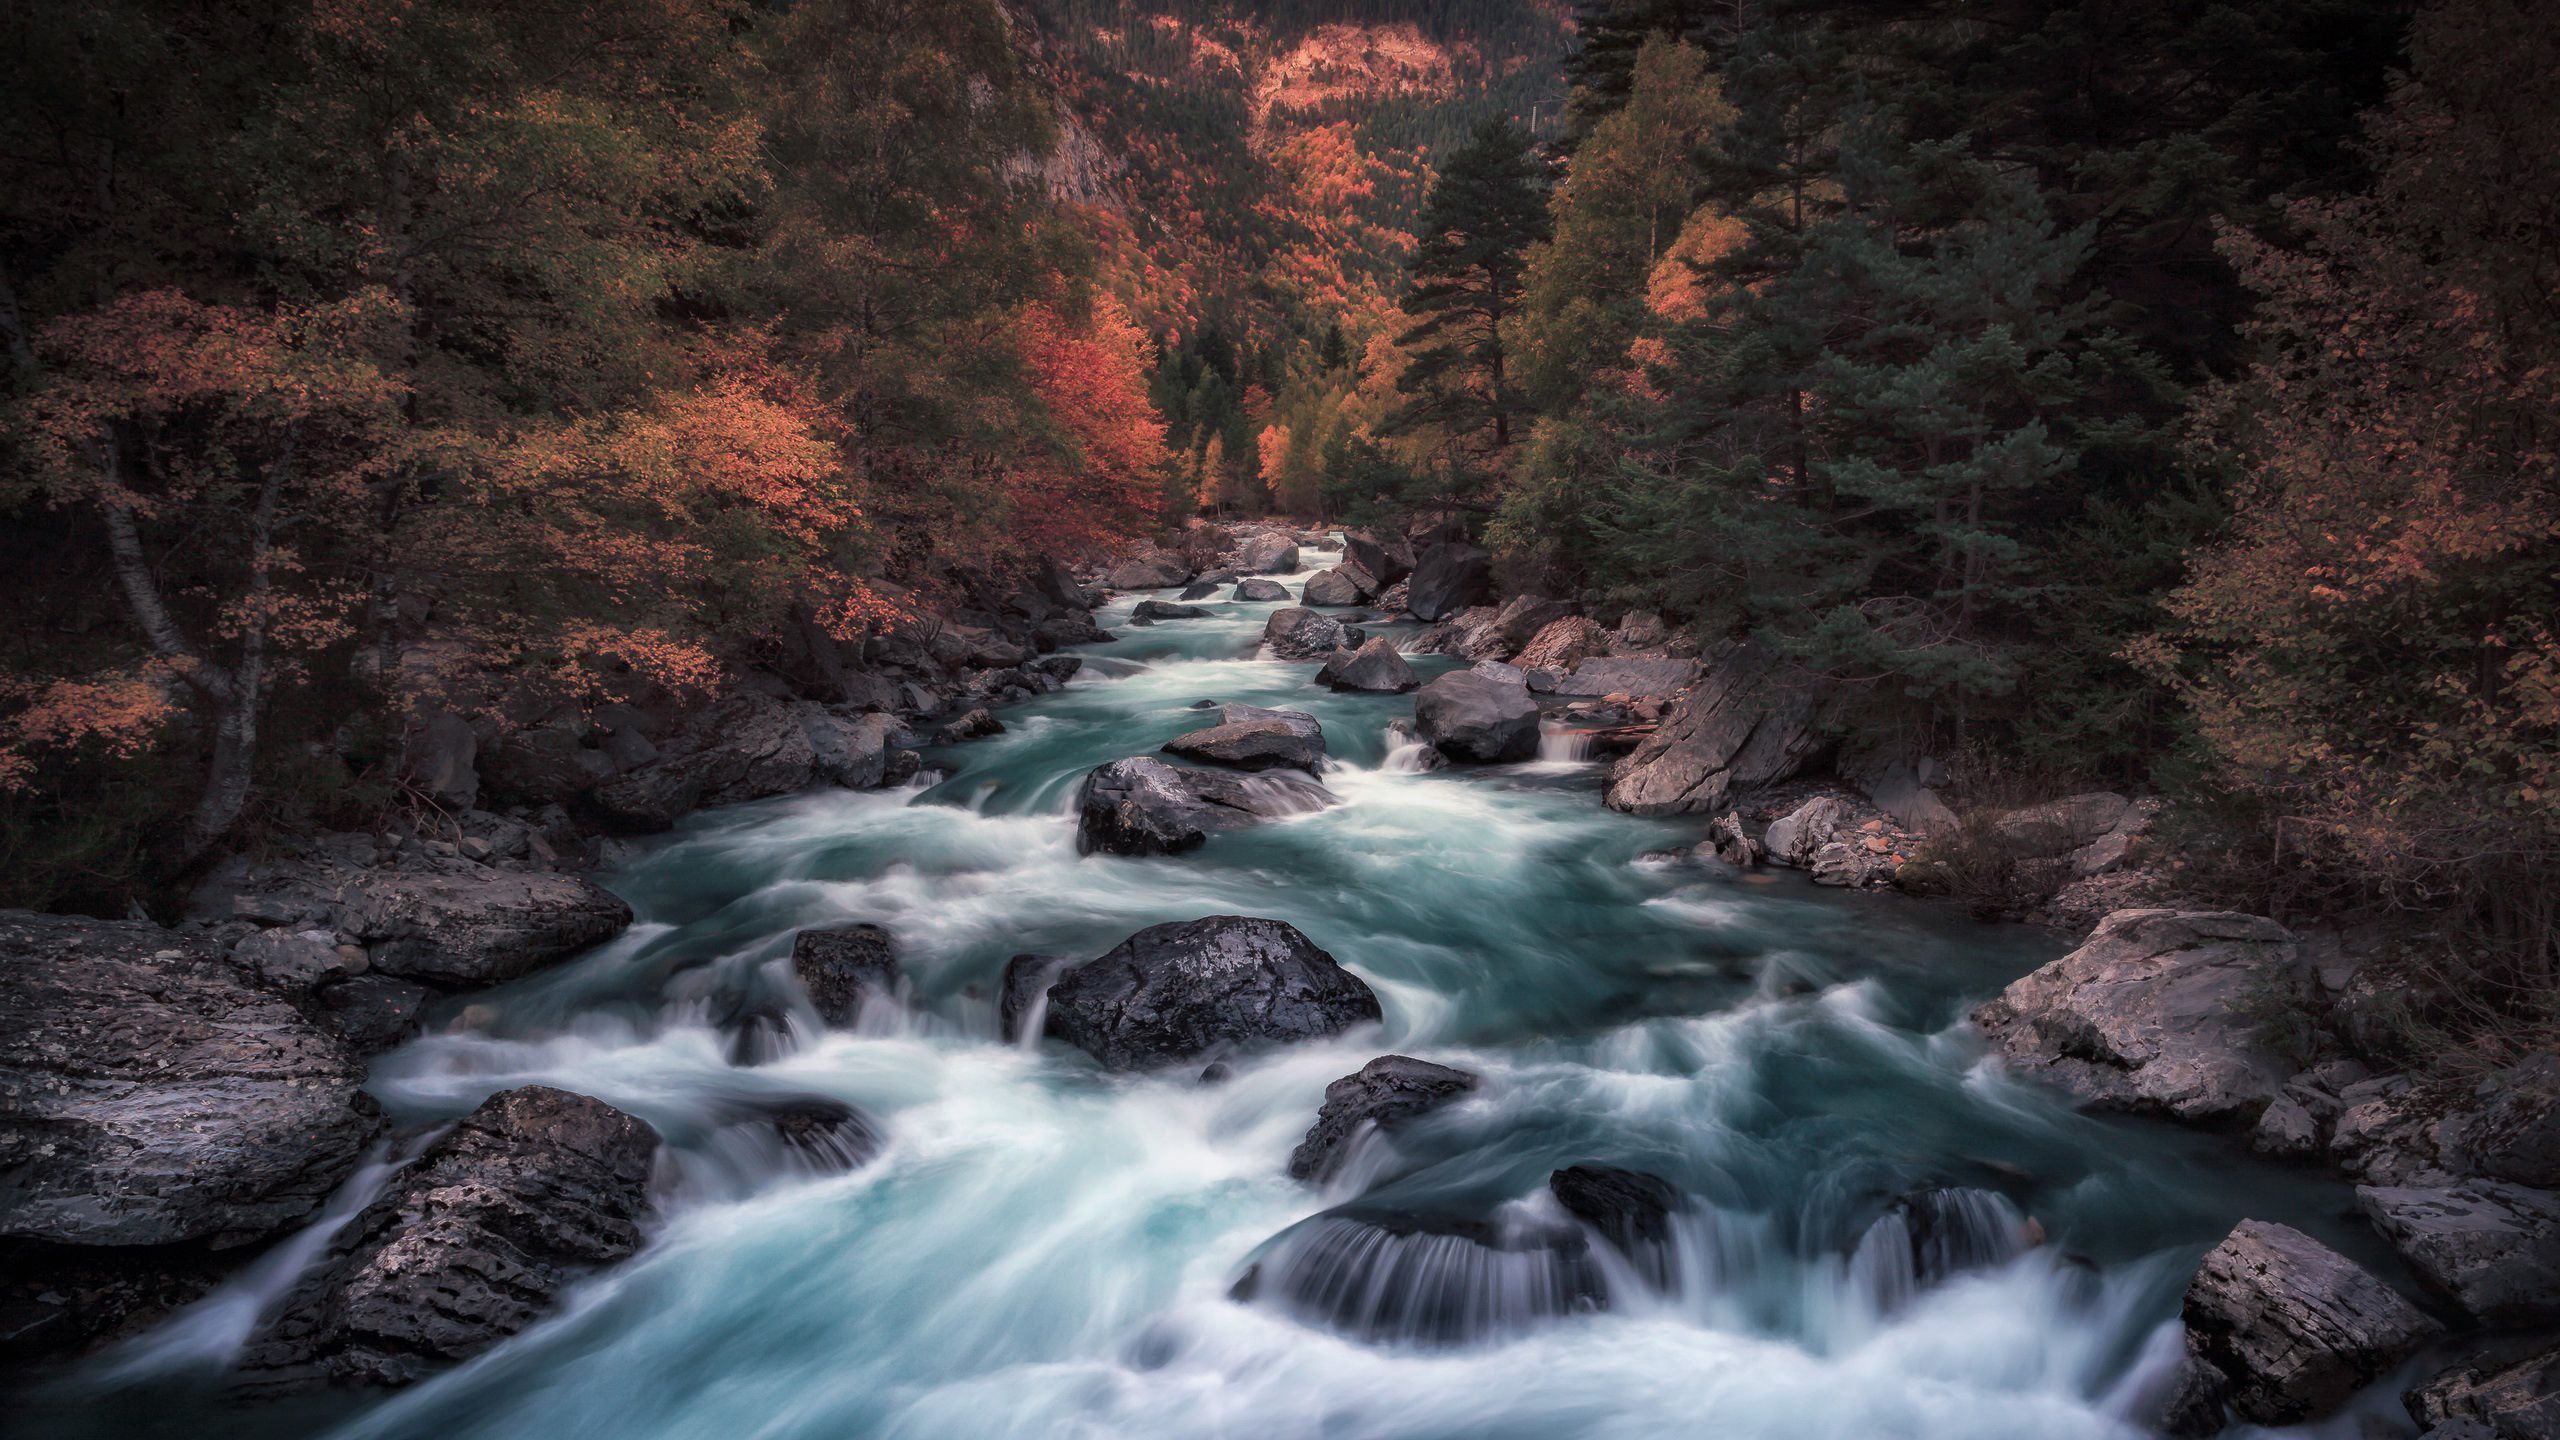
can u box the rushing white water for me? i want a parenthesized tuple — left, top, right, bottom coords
(27, 540, 2419, 1440)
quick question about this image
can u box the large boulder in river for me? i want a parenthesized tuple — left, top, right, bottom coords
(1318, 636, 1418, 693)
(1972, 909, 2310, 1124)
(1107, 551, 1190, 589)
(1132, 600, 1209, 621)
(1232, 577, 1291, 602)
(1043, 916, 1381, 1070)
(1075, 757, 1332, 856)
(239, 1086, 659, 1389)
(1405, 543, 1492, 621)
(2357, 1180, 2560, 1326)
(1301, 565, 1374, 607)
(2179, 1219, 2440, 1427)
(1163, 705, 1327, 774)
(1344, 529, 1414, 586)
(1263, 607, 1364, 661)
(1414, 669, 1540, 763)
(1605, 644, 1837, 815)
(1288, 1055, 1477, 1183)
(0, 911, 385, 1249)
(791, 923, 899, 1025)
(1235, 533, 1301, 575)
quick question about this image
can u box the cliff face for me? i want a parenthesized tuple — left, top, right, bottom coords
(1012, 0, 1570, 340)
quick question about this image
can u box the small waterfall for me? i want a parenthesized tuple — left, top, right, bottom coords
(1234, 1208, 1609, 1346)
(1229, 771, 1333, 817)
(1536, 722, 1596, 764)
(1845, 1188, 2033, 1316)
(1381, 735, 1438, 774)
(88, 1141, 406, 1380)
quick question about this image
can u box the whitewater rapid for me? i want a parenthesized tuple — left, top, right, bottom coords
(37, 544, 2406, 1440)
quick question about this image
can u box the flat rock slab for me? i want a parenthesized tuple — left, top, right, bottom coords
(2181, 1218, 2440, 1426)
(2358, 1180, 2560, 1326)
(1972, 909, 2310, 1123)
(1044, 916, 1380, 1071)
(0, 910, 384, 1249)
(241, 1085, 659, 1388)
(1547, 656, 1700, 698)
(1162, 708, 1328, 774)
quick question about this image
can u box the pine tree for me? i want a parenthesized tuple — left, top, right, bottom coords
(1383, 117, 1550, 490)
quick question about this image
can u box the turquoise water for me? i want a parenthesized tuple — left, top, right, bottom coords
(26, 546, 2408, 1440)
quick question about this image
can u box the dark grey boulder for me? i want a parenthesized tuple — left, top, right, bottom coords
(791, 924, 900, 1026)
(1413, 670, 1540, 763)
(1163, 706, 1327, 774)
(1035, 614, 1115, 648)
(586, 696, 897, 833)
(1074, 758, 1333, 856)
(1264, 607, 1365, 661)
(1179, 570, 1241, 600)
(1043, 916, 1380, 1070)
(239, 1086, 659, 1389)
(1107, 552, 1190, 589)
(311, 975, 435, 1055)
(1000, 953, 1075, 1041)
(1318, 637, 1418, 693)
(1405, 543, 1491, 621)
(932, 708, 1002, 745)
(2180, 1218, 2441, 1426)
(0, 911, 385, 1249)
(1287, 1055, 1477, 1182)
(1235, 534, 1300, 575)
(1232, 578, 1291, 602)
(1301, 565, 1374, 607)
(1604, 643, 1837, 816)
(2358, 1180, 2560, 1326)
(1133, 600, 1211, 621)
(727, 1094, 880, 1177)
(1344, 529, 1416, 586)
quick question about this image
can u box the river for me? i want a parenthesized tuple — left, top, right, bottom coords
(30, 542, 2407, 1440)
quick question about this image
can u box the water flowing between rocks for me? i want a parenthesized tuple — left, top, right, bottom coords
(36, 545, 2406, 1440)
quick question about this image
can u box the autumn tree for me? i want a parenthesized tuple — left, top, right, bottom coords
(2145, 0, 2560, 987)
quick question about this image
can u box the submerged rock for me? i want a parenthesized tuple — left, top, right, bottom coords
(1234, 1206, 1605, 1345)
(1549, 1166, 1686, 1289)
(791, 924, 900, 1026)
(1263, 607, 1365, 661)
(1848, 1187, 2033, 1313)
(1413, 670, 1540, 763)
(1971, 909, 2311, 1124)
(1318, 636, 1418, 693)
(1043, 916, 1380, 1070)
(1287, 1055, 1478, 1183)
(240, 1086, 660, 1389)
(725, 1094, 881, 1177)
(2179, 1218, 2440, 1427)
(1074, 757, 1333, 856)
(0, 911, 385, 1249)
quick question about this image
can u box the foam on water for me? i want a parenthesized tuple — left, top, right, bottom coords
(27, 534, 2401, 1440)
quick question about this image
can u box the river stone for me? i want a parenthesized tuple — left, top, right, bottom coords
(1515, 615, 1608, 670)
(1302, 566, 1373, 607)
(1413, 670, 1540, 763)
(1000, 953, 1075, 1041)
(1318, 637, 1418, 693)
(1235, 534, 1300, 575)
(1233, 578, 1291, 602)
(2406, 1341, 2560, 1440)
(1971, 909, 2311, 1123)
(239, 1085, 659, 1389)
(1344, 529, 1414, 586)
(586, 696, 897, 833)
(1287, 1055, 1477, 1183)
(1766, 795, 1852, 867)
(326, 866, 631, 989)
(1550, 1166, 1684, 1287)
(1035, 613, 1115, 648)
(1235, 1206, 1604, 1345)
(791, 924, 900, 1026)
(734, 1095, 881, 1177)
(2357, 1180, 2560, 1325)
(1107, 552, 1190, 589)
(1605, 644, 1837, 815)
(0, 911, 386, 1249)
(2440, 1053, 2560, 1187)
(1162, 708, 1328, 774)
(1405, 543, 1491, 621)
(1074, 757, 1333, 856)
(1044, 916, 1380, 1071)
(2180, 1219, 2441, 1426)
(1177, 579, 1221, 601)
(1132, 600, 1210, 621)
(1548, 656, 1702, 699)
(311, 974, 434, 1054)
(1263, 607, 1364, 661)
